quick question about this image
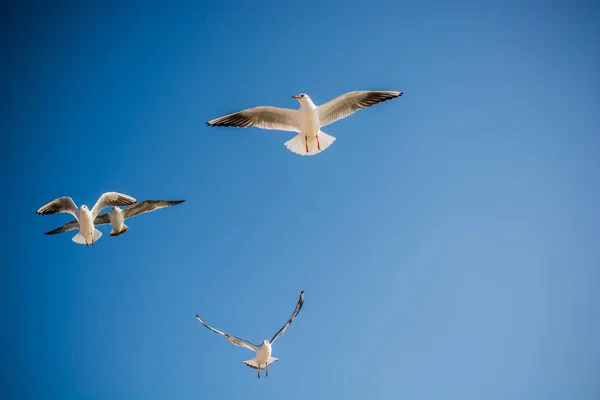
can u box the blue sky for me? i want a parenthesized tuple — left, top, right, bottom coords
(2, 1, 599, 399)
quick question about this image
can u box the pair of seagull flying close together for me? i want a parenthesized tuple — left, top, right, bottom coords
(207, 90, 403, 156)
(196, 290, 305, 378)
(37, 192, 185, 246)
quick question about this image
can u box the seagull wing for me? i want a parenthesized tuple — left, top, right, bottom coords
(270, 291, 305, 344)
(44, 220, 80, 235)
(37, 197, 79, 221)
(206, 106, 299, 132)
(122, 200, 186, 219)
(91, 192, 137, 219)
(317, 90, 402, 127)
(92, 213, 111, 226)
(196, 315, 259, 352)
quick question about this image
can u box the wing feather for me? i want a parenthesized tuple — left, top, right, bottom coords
(317, 90, 402, 127)
(44, 220, 80, 235)
(206, 106, 299, 132)
(36, 197, 79, 221)
(196, 315, 258, 352)
(91, 192, 137, 219)
(122, 200, 186, 219)
(270, 291, 305, 344)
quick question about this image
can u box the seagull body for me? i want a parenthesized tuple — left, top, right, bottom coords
(44, 200, 186, 237)
(196, 291, 304, 378)
(37, 192, 137, 246)
(207, 90, 402, 156)
(108, 206, 126, 235)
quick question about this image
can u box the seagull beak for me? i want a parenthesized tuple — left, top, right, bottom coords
(292, 95, 300, 99)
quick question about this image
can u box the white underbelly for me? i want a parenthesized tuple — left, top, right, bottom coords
(112, 212, 124, 231)
(300, 111, 320, 136)
(255, 345, 272, 363)
(79, 215, 94, 238)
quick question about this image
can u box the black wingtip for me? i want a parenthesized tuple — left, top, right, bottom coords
(398, 91, 403, 96)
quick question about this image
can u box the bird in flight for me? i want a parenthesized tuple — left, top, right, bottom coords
(36, 192, 137, 246)
(196, 290, 305, 378)
(206, 90, 402, 156)
(43, 200, 186, 237)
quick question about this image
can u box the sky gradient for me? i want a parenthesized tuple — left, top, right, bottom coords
(2, 1, 600, 399)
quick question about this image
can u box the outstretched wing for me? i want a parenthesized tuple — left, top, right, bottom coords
(206, 106, 299, 132)
(196, 315, 259, 352)
(317, 90, 402, 127)
(270, 291, 305, 344)
(37, 197, 79, 221)
(91, 192, 137, 219)
(44, 220, 80, 235)
(45, 213, 111, 235)
(123, 200, 186, 219)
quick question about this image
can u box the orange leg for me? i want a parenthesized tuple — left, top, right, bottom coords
(266, 362, 269, 377)
(305, 136, 309, 153)
(316, 133, 321, 151)
(85, 238, 88, 247)
(257, 369, 260, 379)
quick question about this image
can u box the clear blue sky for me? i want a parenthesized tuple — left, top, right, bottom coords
(2, 1, 599, 399)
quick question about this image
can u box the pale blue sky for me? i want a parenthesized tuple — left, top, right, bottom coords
(2, 1, 599, 399)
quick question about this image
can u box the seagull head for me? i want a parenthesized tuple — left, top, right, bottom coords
(80, 205, 88, 211)
(262, 340, 270, 345)
(292, 93, 310, 103)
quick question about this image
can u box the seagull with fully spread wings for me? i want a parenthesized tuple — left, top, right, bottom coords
(196, 291, 304, 378)
(43, 200, 186, 237)
(36, 192, 137, 246)
(206, 90, 402, 156)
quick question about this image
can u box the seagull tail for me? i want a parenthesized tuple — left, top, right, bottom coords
(110, 223, 129, 237)
(71, 229, 102, 244)
(284, 131, 336, 156)
(72, 232, 86, 245)
(243, 357, 279, 370)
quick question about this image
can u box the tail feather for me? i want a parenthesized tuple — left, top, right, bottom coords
(243, 357, 279, 370)
(284, 131, 336, 156)
(93, 229, 102, 241)
(72, 229, 102, 244)
(110, 223, 129, 237)
(72, 232, 87, 245)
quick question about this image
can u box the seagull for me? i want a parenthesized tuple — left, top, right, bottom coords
(206, 90, 402, 156)
(196, 290, 304, 379)
(36, 192, 137, 246)
(43, 200, 186, 237)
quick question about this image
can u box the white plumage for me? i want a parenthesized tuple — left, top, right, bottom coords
(207, 90, 402, 156)
(196, 291, 304, 378)
(36, 192, 137, 246)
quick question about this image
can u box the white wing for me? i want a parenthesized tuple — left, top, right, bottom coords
(196, 315, 259, 352)
(317, 90, 402, 127)
(91, 192, 137, 219)
(37, 197, 79, 221)
(270, 291, 305, 344)
(207, 106, 299, 132)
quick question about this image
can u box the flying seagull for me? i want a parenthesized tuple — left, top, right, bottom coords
(196, 290, 304, 379)
(43, 200, 186, 237)
(206, 90, 402, 156)
(36, 192, 137, 246)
